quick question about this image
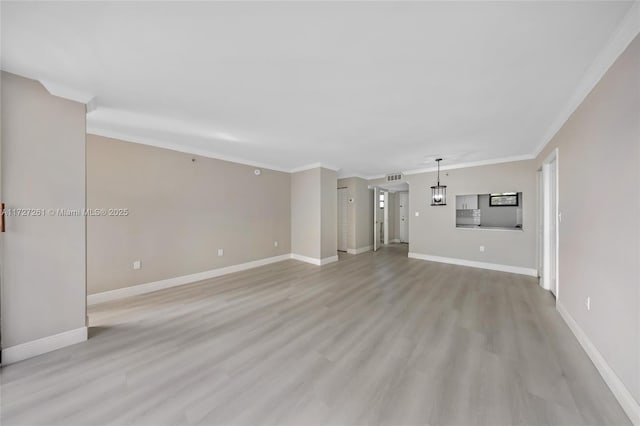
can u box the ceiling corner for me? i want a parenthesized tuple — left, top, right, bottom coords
(531, 0, 640, 159)
(39, 78, 94, 104)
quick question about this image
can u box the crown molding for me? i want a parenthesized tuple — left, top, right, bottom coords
(403, 154, 534, 176)
(289, 163, 324, 173)
(89, 109, 536, 178)
(88, 126, 345, 175)
(337, 173, 365, 180)
(39, 78, 94, 104)
(532, 0, 640, 159)
(366, 174, 386, 181)
(86, 126, 292, 173)
(0, 67, 95, 104)
(337, 172, 385, 180)
(289, 162, 340, 173)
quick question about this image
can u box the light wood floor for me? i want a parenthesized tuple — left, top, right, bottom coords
(0, 244, 630, 425)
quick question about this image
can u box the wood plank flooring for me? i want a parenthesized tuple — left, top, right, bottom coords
(0, 244, 630, 425)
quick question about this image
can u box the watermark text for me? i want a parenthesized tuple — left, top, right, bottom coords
(2, 208, 129, 217)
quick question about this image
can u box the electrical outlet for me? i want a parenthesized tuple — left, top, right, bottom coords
(274, 241, 278, 247)
(586, 296, 591, 311)
(217, 249, 224, 257)
(479, 246, 485, 252)
(133, 260, 141, 270)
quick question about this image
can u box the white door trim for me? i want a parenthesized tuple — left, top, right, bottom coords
(373, 187, 380, 252)
(383, 191, 389, 245)
(537, 169, 543, 281)
(542, 148, 559, 299)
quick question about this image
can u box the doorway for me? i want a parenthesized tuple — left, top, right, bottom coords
(382, 191, 389, 245)
(372, 182, 409, 252)
(373, 187, 380, 251)
(372, 188, 390, 251)
(541, 149, 559, 298)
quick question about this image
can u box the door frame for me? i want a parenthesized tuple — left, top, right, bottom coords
(373, 187, 380, 252)
(383, 191, 389, 245)
(542, 148, 559, 299)
(537, 169, 543, 281)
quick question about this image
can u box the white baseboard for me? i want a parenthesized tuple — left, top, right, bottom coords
(557, 303, 639, 425)
(407, 252, 538, 277)
(347, 246, 373, 255)
(291, 253, 322, 265)
(291, 254, 339, 265)
(320, 255, 339, 265)
(2, 327, 88, 365)
(88, 254, 292, 305)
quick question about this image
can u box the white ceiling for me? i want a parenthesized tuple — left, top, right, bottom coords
(1, 1, 636, 177)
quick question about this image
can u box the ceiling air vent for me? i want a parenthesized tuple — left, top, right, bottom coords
(385, 173, 403, 182)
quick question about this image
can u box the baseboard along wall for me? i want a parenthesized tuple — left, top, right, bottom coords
(408, 252, 538, 277)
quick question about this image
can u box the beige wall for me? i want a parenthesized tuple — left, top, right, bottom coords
(320, 168, 337, 258)
(87, 135, 291, 294)
(291, 168, 321, 259)
(387, 192, 402, 242)
(337, 177, 373, 251)
(372, 162, 537, 269)
(337, 178, 357, 251)
(291, 167, 337, 260)
(355, 179, 374, 249)
(536, 34, 640, 403)
(1, 72, 86, 347)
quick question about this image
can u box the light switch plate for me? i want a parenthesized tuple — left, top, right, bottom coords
(217, 249, 224, 257)
(415, 211, 420, 217)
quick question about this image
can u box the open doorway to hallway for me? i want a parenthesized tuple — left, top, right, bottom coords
(372, 182, 409, 252)
(335, 177, 374, 257)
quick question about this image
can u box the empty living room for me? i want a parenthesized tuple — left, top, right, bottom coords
(1, 1, 639, 425)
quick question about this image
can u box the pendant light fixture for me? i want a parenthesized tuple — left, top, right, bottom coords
(430, 158, 447, 206)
